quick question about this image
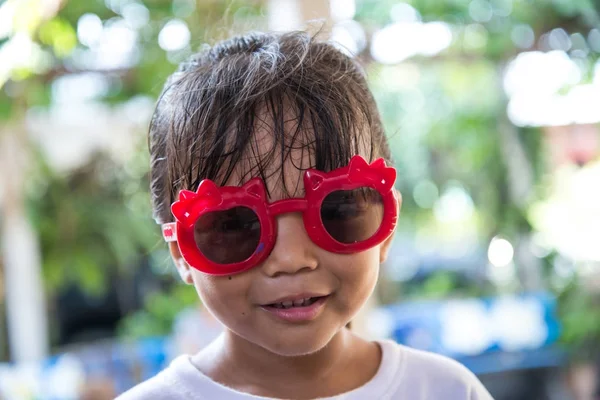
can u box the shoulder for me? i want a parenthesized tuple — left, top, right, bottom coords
(397, 343, 477, 382)
(116, 373, 173, 400)
(379, 341, 494, 399)
(116, 356, 200, 400)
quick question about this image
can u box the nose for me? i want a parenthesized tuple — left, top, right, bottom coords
(260, 213, 319, 277)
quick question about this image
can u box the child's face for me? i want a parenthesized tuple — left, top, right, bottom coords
(170, 128, 398, 357)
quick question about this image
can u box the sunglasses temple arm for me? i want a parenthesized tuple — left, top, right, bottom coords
(161, 222, 178, 242)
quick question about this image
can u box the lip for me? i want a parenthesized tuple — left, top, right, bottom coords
(260, 292, 330, 306)
(260, 295, 330, 323)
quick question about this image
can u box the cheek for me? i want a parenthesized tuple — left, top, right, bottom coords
(189, 270, 254, 327)
(330, 249, 380, 309)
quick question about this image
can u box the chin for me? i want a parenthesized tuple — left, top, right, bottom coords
(258, 327, 337, 357)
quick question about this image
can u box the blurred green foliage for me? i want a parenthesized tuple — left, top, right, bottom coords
(118, 284, 198, 339)
(557, 279, 600, 361)
(26, 148, 158, 294)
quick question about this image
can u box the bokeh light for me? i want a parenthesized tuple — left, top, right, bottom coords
(158, 19, 191, 52)
(488, 237, 514, 268)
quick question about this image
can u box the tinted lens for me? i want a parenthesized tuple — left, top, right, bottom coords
(194, 206, 261, 264)
(320, 187, 384, 244)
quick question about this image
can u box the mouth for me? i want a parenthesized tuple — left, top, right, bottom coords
(264, 296, 327, 309)
(260, 294, 331, 323)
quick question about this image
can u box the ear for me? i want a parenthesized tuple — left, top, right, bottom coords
(169, 242, 194, 285)
(379, 189, 402, 264)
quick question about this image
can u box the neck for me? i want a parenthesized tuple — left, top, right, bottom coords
(194, 328, 380, 398)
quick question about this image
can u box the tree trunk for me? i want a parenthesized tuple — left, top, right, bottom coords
(0, 125, 49, 362)
(496, 87, 544, 291)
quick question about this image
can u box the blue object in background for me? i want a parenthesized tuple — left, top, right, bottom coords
(379, 292, 564, 374)
(138, 337, 168, 381)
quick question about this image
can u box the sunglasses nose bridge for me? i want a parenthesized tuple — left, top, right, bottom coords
(267, 198, 308, 217)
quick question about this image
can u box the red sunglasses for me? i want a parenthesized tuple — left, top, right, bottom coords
(161, 155, 399, 276)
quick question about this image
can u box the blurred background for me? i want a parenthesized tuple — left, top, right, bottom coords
(0, 0, 599, 399)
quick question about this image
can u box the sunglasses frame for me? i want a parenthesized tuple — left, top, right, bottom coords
(161, 155, 399, 276)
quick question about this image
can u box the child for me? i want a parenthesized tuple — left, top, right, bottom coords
(119, 31, 494, 399)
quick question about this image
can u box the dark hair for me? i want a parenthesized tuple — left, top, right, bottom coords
(149, 30, 391, 224)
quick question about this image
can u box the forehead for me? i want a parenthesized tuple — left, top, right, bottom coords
(206, 99, 374, 201)
(223, 109, 316, 200)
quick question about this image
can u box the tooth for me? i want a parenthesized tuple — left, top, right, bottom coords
(293, 299, 304, 307)
(275, 303, 283, 309)
(282, 301, 293, 308)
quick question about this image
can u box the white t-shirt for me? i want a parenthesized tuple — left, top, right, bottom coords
(117, 340, 494, 399)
